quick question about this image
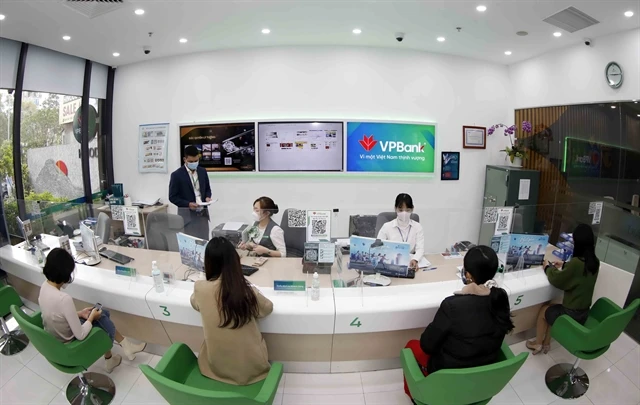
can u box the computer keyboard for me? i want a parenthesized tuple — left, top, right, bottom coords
(99, 249, 133, 265)
(241, 265, 259, 276)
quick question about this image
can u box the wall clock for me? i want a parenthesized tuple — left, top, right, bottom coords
(605, 62, 623, 89)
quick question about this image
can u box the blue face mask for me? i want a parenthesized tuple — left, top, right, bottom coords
(186, 161, 199, 171)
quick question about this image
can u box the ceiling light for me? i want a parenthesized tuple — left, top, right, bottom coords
(437, 36, 445, 42)
(504, 51, 512, 55)
(637, 114, 640, 117)
(179, 38, 188, 43)
(134, 9, 145, 15)
(624, 11, 634, 17)
(516, 31, 529, 36)
(62, 35, 71, 41)
(0, 14, 5, 21)
(113, 52, 120, 57)
(262, 28, 271, 34)
(352, 28, 362, 34)
(553, 32, 562, 37)
(476, 5, 487, 12)
(611, 105, 617, 109)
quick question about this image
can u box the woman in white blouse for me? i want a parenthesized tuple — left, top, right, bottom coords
(377, 193, 425, 269)
(239, 196, 287, 257)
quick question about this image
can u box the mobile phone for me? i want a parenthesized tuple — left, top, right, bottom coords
(93, 303, 103, 311)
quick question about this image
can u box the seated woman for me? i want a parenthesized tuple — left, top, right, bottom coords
(526, 223, 599, 354)
(239, 196, 286, 257)
(39, 248, 146, 373)
(377, 193, 424, 269)
(403, 246, 514, 400)
(191, 237, 274, 385)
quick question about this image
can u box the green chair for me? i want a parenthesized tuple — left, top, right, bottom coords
(0, 285, 30, 355)
(401, 342, 528, 405)
(10, 305, 117, 405)
(545, 297, 640, 399)
(139, 343, 283, 405)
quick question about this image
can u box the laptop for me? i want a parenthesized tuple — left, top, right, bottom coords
(348, 236, 415, 279)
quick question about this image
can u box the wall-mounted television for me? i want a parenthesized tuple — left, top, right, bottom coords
(257, 122, 343, 172)
(179, 123, 256, 172)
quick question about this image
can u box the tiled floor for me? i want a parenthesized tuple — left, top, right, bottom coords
(0, 334, 639, 405)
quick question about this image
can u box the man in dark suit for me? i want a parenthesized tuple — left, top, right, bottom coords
(169, 145, 212, 240)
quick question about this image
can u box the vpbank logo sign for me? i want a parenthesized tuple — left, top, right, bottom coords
(348, 122, 436, 173)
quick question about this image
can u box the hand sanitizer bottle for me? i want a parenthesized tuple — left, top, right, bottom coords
(152, 261, 164, 293)
(311, 272, 320, 301)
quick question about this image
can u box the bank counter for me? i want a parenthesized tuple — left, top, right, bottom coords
(0, 234, 632, 373)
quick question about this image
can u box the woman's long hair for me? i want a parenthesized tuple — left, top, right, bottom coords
(464, 246, 515, 334)
(572, 223, 600, 276)
(204, 237, 259, 329)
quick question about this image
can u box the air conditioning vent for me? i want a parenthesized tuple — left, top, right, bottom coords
(62, 0, 126, 19)
(543, 6, 599, 33)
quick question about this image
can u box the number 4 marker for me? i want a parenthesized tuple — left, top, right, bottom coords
(350, 317, 362, 327)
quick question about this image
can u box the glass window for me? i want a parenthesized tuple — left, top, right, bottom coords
(89, 98, 108, 197)
(0, 89, 18, 238)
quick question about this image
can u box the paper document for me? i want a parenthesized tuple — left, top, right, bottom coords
(418, 257, 432, 268)
(222, 222, 244, 231)
(336, 238, 351, 247)
(132, 198, 161, 206)
(197, 199, 218, 206)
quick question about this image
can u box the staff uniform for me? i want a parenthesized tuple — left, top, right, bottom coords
(377, 219, 425, 262)
(249, 219, 287, 257)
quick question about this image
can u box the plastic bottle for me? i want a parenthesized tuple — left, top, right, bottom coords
(311, 272, 320, 301)
(34, 246, 45, 266)
(151, 261, 164, 293)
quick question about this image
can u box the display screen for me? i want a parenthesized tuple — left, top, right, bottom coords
(257, 122, 343, 171)
(179, 123, 256, 172)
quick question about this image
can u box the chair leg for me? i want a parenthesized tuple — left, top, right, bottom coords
(66, 372, 116, 405)
(545, 357, 589, 399)
(0, 317, 29, 356)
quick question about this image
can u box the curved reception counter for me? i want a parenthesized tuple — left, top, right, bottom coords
(0, 235, 632, 373)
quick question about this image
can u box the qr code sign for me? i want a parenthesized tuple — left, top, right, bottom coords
(125, 213, 137, 229)
(483, 208, 498, 224)
(311, 219, 327, 236)
(288, 209, 306, 228)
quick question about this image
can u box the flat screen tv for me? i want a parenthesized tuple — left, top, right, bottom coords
(179, 123, 256, 172)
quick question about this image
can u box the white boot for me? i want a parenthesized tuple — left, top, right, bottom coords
(105, 354, 122, 374)
(120, 338, 146, 361)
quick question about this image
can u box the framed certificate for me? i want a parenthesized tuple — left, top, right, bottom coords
(463, 126, 486, 149)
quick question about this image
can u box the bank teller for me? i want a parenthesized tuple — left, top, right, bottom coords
(377, 193, 425, 268)
(238, 197, 287, 257)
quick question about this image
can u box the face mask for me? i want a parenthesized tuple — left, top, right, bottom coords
(397, 211, 411, 225)
(186, 161, 199, 171)
(252, 211, 262, 222)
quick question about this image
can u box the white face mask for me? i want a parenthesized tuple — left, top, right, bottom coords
(252, 211, 262, 222)
(397, 211, 411, 225)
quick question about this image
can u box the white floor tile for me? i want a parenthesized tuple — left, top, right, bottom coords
(284, 373, 363, 395)
(121, 374, 168, 405)
(11, 342, 39, 366)
(147, 355, 162, 368)
(88, 361, 141, 405)
(26, 354, 74, 390)
(364, 390, 413, 405)
(488, 384, 524, 405)
(615, 346, 640, 389)
(110, 344, 154, 368)
(361, 368, 404, 393)
(273, 392, 283, 405)
(47, 390, 70, 405)
(0, 355, 24, 389)
(278, 374, 286, 394)
(509, 349, 557, 388)
(586, 366, 640, 405)
(512, 378, 560, 405)
(549, 395, 593, 405)
(0, 367, 59, 405)
(282, 393, 365, 405)
(604, 333, 638, 364)
(547, 346, 612, 380)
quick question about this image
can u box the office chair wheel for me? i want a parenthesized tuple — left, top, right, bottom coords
(0, 330, 30, 356)
(545, 363, 589, 399)
(66, 372, 116, 405)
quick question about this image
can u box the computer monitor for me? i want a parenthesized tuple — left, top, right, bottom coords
(177, 232, 207, 272)
(79, 222, 101, 266)
(348, 235, 411, 277)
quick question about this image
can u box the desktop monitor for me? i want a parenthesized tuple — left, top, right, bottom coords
(177, 232, 207, 272)
(348, 235, 411, 277)
(79, 222, 101, 265)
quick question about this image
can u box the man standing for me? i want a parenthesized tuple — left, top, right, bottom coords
(169, 146, 212, 240)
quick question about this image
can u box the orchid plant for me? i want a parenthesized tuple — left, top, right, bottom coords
(488, 121, 532, 163)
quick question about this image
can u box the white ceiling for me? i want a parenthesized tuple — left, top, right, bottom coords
(0, 0, 638, 67)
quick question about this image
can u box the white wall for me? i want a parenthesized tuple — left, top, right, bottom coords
(113, 46, 513, 252)
(509, 28, 640, 109)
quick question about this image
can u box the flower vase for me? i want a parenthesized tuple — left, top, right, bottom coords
(511, 157, 523, 167)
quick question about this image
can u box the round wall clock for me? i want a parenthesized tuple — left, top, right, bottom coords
(605, 62, 623, 89)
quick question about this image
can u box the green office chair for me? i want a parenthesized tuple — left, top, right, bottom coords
(139, 343, 283, 405)
(401, 342, 528, 405)
(545, 297, 640, 399)
(0, 285, 30, 355)
(10, 305, 117, 405)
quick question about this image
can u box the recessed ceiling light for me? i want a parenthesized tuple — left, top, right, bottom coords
(611, 105, 617, 109)
(113, 52, 120, 57)
(637, 114, 640, 117)
(0, 14, 5, 21)
(437, 36, 445, 42)
(134, 9, 145, 15)
(179, 38, 188, 43)
(62, 35, 71, 41)
(352, 28, 362, 34)
(553, 32, 562, 37)
(262, 28, 271, 34)
(476, 5, 487, 12)
(624, 11, 634, 17)
(504, 51, 512, 55)
(516, 31, 529, 36)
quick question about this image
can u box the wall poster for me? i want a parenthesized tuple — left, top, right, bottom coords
(139, 123, 169, 173)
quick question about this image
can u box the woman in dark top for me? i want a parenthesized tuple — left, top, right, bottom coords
(403, 246, 514, 400)
(527, 224, 599, 355)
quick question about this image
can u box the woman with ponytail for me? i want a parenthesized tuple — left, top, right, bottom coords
(403, 246, 514, 401)
(190, 237, 273, 385)
(527, 223, 599, 355)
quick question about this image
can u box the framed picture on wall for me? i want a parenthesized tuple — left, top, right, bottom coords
(441, 151, 460, 181)
(463, 126, 486, 149)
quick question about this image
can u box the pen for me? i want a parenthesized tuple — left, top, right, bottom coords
(423, 266, 437, 271)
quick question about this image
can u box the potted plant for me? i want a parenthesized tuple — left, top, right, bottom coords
(488, 121, 532, 166)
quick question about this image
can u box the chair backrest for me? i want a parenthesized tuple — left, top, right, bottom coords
(348, 215, 377, 238)
(95, 212, 112, 244)
(279, 209, 306, 258)
(402, 345, 528, 405)
(0, 285, 23, 318)
(374, 212, 420, 237)
(146, 213, 185, 252)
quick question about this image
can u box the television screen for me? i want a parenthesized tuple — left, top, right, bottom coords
(257, 122, 343, 171)
(180, 123, 256, 171)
